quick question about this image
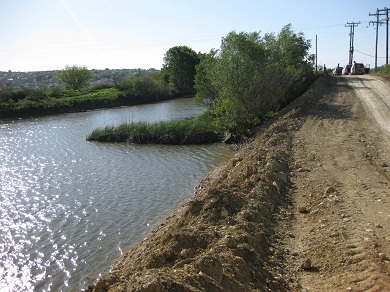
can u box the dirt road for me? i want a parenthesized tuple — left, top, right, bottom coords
(91, 75, 390, 291)
(275, 75, 390, 291)
(349, 75, 390, 134)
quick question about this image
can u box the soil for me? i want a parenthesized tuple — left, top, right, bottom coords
(88, 75, 390, 291)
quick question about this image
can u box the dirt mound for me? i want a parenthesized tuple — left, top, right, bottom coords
(88, 75, 390, 291)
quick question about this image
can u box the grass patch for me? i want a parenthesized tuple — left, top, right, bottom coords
(87, 115, 222, 144)
(376, 64, 390, 75)
(0, 86, 177, 119)
(2, 88, 121, 113)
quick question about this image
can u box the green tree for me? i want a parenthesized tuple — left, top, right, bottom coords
(163, 46, 200, 94)
(58, 65, 92, 90)
(194, 50, 219, 107)
(264, 24, 311, 69)
(133, 75, 164, 98)
(195, 26, 314, 133)
(195, 31, 268, 130)
(217, 31, 266, 100)
(278, 24, 311, 68)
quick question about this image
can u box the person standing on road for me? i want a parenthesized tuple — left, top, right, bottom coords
(333, 63, 340, 76)
(351, 61, 356, 75)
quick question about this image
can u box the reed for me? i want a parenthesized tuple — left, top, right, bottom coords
(87, 116, 222, 144)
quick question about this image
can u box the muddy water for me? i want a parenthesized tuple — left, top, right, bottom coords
(0, 98, 234, 291)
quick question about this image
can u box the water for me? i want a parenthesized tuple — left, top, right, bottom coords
(0, 98, 234, 291)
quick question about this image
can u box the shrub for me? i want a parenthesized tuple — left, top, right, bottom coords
(115, 77, 134, 91)
(58, 65, 92, 90)
(93, 82, 114, 90)
(378, 64, 390, 75)
(133, 75, 164, 99)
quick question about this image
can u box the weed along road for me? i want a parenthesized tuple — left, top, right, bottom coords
(91, 75, 390, 291)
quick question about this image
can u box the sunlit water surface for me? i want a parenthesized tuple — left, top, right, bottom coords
(0, 99, 234, 291)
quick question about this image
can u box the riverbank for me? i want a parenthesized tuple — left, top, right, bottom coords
(0, 87, 182, 120)
(87, 77, 331, 291)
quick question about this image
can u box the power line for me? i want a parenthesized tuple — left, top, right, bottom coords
(355, 49, 386, 58)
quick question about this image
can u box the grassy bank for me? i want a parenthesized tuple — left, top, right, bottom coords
(87, 115, 222, 144)
(0, 87, 180, 119)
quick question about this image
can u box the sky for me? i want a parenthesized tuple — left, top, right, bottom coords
(1, 0, 389, 72)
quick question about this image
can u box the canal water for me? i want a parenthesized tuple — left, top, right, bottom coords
(0, 98, 234, 291)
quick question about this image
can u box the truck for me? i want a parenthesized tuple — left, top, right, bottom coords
(342, 63, 365, 75)
(354, 63, 365, 75)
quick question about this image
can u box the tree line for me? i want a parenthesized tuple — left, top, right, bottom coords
(164, 24, 316, 133)
(0, 66, 177, 118)
(1, 24, 316, 130)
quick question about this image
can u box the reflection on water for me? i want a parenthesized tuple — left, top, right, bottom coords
(0, 99, 234, 291)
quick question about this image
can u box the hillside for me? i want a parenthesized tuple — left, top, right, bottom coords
(0, 68, 159, 90)
(88, 75, 390, 291)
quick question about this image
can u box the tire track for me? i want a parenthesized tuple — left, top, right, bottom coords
(346, 75, 390, 134)
(280, 76, 390, 291)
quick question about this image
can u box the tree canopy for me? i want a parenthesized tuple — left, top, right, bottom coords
(58, 65, 92, 90)
(194, 24, 315, 132)
(163, 46, 200, 95)
(264, 24, 312, 68)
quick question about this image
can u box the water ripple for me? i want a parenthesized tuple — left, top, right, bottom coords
(0, 99, 234, 291)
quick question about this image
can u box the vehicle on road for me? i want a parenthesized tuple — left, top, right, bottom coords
(342, 63, 366, 75)
(342, 64, 351, 75)
(354, 63, 365, 75)
(333, 66, 343, 75)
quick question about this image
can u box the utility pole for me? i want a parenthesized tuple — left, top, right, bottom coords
(315, 35, 318, 73)
(345, 21, 360, 68)
(377, 7, 389, 65)
(370, 8, 387, 72)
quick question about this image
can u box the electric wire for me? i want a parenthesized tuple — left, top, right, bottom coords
(355, 49, 386, 58)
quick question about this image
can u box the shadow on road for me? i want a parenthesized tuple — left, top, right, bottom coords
(293, 76, 357, 121)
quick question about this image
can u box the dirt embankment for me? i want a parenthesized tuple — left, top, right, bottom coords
(89, 75, 390, 291)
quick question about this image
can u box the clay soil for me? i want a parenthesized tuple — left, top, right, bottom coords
(90, 75, 390, 292)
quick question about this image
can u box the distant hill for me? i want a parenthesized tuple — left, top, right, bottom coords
(0, 68, 160, 90)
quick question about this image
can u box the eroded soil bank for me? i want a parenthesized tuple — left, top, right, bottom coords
(88, 75, 390, 291)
